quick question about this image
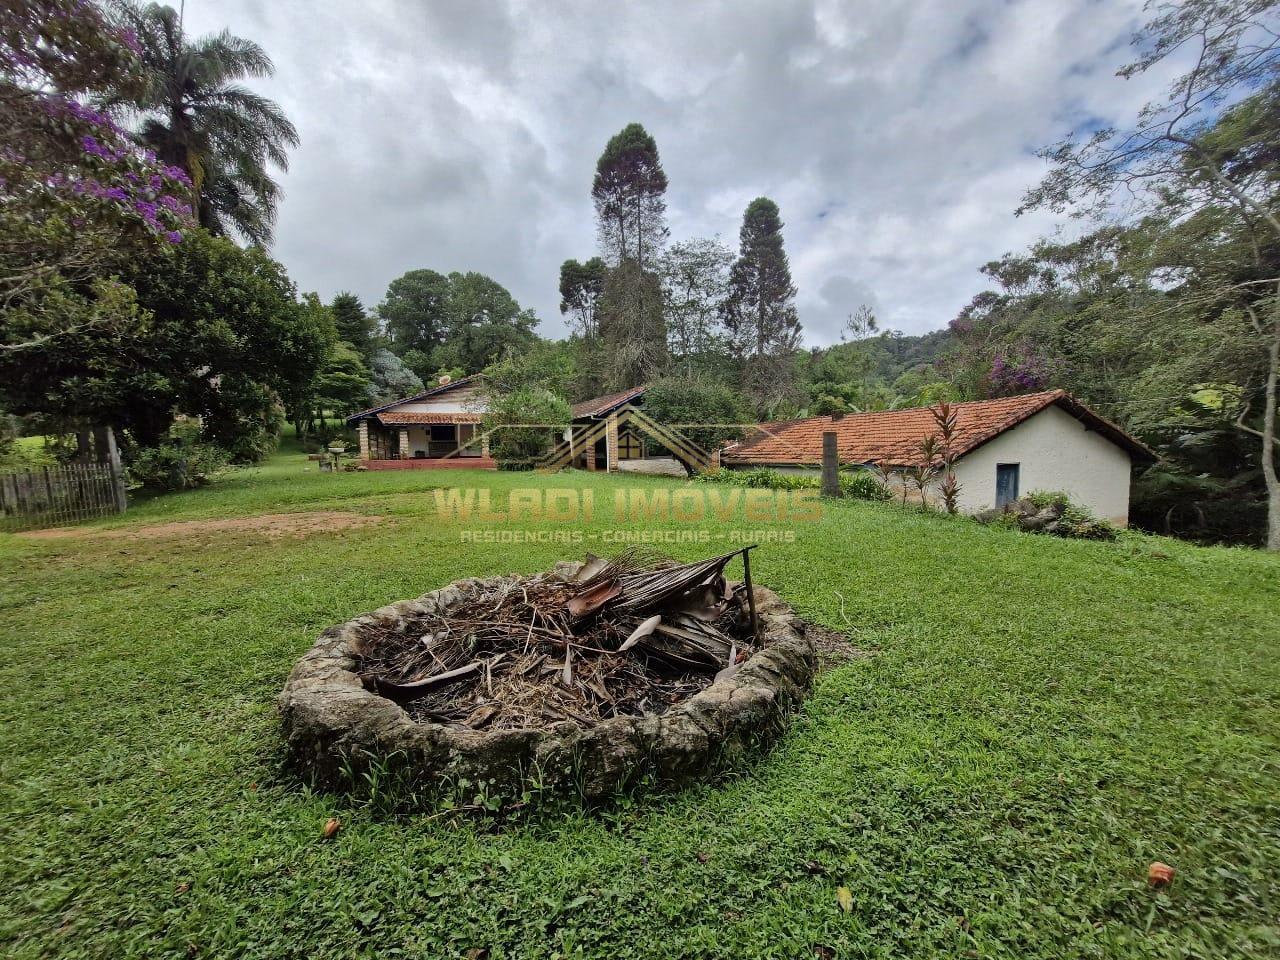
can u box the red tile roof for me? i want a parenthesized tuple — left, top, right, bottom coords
(721, 390, 1155, 467)
(571, 385, 647, 419)
(377, 412, 483, 425)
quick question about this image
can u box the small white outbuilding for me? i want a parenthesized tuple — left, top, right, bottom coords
(720, 390, 1155, 525)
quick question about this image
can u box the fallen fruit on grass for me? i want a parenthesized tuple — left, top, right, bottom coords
(1148, 861, 1175, 887)
(322, 817, 341, 840)
(836, 886, 853, 913)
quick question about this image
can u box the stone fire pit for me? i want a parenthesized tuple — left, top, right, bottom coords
(279, 557, 815, 803)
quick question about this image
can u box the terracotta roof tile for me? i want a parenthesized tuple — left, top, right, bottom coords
(571, 385, 647, 418)
(721, 391, 1153, 467)
(377, 412, 483, 426)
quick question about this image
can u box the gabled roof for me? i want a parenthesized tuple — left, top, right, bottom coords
(721, 390, 1156, 468)
(377, 412, 483, 426)
(571, 385, 647, 419)
(346, 374, 484, 424)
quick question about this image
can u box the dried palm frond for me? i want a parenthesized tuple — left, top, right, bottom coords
(354, 548, 760, 732)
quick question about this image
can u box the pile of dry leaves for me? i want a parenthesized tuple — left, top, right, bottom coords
(355, 548, 760, 730)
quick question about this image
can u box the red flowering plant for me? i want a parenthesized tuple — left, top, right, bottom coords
(1, 0, 194, 353)
(929, 400, 962, 514)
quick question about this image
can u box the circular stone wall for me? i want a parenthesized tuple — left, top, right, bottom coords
(278, 563, 815, 803)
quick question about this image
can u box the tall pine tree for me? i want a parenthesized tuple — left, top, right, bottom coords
(330, 291, 375, 359)
(724, 198, 802, 414)
(589, 124, 670, 389)
(591, 123, 669, 268)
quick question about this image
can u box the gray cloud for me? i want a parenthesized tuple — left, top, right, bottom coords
(182, 0, 1165, 346)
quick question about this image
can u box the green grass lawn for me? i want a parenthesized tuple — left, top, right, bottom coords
(2, 443, 1278, 959)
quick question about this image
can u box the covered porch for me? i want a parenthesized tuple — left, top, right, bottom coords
(356, 412, 496, 470)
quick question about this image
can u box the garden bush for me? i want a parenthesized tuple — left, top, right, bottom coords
(1024, 490, 1117, 539)
(840, 469, 894, 502)
(693, 467, 816, 490)
(482, 386, 571, 469)
(127, 442, 230, 492)
(694, 466, 892, 501)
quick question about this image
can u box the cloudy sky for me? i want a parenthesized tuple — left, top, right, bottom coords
(183, 0, 1173, 346)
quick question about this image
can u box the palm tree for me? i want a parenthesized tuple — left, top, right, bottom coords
(108, 3, 298, 245)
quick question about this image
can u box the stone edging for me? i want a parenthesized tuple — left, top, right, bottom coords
(278, 563, 815, 802)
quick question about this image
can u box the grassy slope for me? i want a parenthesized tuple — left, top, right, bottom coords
(1, 444, 1277, 959)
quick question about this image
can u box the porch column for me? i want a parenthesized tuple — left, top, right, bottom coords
(399, 428, 409, 459)
(585, 431, 596, 471)
(358, 420, 370, 460)
(481, 433, 490, 458)
(605, 412, 619, 473)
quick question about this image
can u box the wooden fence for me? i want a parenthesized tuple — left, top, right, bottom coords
(0, 460, 127, 532)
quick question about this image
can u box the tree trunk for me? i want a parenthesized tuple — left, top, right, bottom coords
(1263, 303, 1279, 550)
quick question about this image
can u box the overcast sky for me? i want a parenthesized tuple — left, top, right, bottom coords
(182, 0, 1172, 346)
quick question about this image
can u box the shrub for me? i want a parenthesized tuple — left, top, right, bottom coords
(194, 376, 284, 464)
(496, 458, 540, 472)
(693, 467, 817, 490)
(695, 466, 894, 501)
(1023, 490, 1118, 540)
(840, 469, 893, 501)
(482, 386, 571, 468)
(127, 442, 230, 492)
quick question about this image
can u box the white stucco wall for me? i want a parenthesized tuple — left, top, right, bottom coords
(952, 404, 1134, 523)
(394, 381, 487, 414)
(403, 426, 428, 456)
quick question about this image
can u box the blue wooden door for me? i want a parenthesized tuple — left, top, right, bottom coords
(995, 463, 1020, 507)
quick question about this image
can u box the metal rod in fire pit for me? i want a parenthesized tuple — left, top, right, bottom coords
(741, 544, 759, 641)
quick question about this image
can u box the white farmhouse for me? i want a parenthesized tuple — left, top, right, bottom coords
(347, 374, 493, 469)
(720, 390, 1155, 525)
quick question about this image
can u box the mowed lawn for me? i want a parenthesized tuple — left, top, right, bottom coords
(1, 447, 1278, 960)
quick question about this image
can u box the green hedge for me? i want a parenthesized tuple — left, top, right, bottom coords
(693, 466, 893, 501)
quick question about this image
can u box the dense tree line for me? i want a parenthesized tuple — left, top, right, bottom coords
(0, 0, 331, 479)
(936, 0, 1280, 548)
(6, 0, 1276, 547)
(0, 0, 541, 468)
(0, 0, 962, 481)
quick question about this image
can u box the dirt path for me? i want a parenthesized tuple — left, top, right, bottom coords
(21, 510, 386, 542)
